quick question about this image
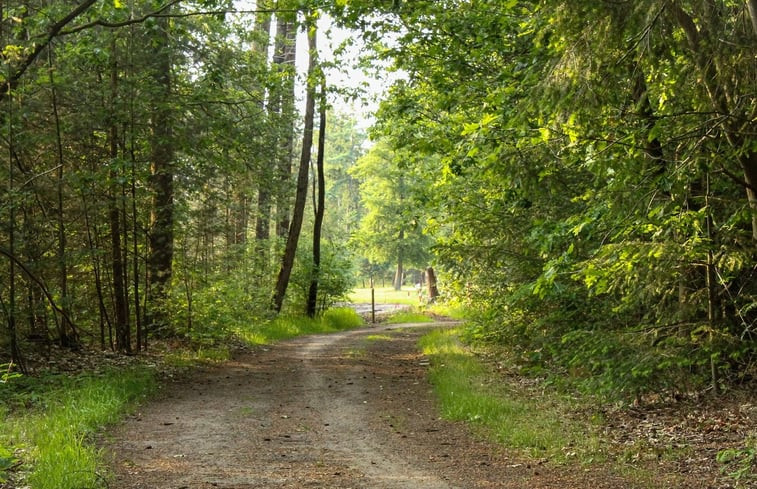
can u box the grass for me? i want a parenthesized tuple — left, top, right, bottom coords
(348, 286, 421, 305)
(0, 367, 157, 489)
(234, 307, 364, 345)
(418, 328, 603, 462)
(386, 310, 434, 324)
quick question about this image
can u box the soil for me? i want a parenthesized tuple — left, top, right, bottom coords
(102, 322, 751, 489)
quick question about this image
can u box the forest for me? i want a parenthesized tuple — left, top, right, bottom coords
(0, 0, 756, 487)
(0, 0, 756, 469)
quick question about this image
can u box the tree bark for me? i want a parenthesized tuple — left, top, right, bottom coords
(306, 79, 327, 318)
(254, 2, 273, 242)
(272, 20, 317, 314)
(393, 229, 404, 291)
(747, 0, 757, 37)
(6, 84, 25, 372)
(275, 15, 298, 239)
(49, 47, 79, 348)
(425, 267, 439, 303)
(146, 14, 175, 333)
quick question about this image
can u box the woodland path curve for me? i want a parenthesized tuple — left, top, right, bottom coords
(103, 322, 637, 489)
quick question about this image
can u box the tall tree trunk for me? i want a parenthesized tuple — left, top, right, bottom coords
(49, 47, 78, 348)
(6, 80, 25, 372)
(253, 0, 273, 244)
(109, 43, 130, 352)
(425, 267, 439, 303)
(306, 79, 327, 318)
(275, 15, 297, 239)
(146, 14, 175, 333)
(82, 192, 112, 350)
(393, 229, 404, 291)
(272, 19, 317, 314)
(127, 13, 143, 351)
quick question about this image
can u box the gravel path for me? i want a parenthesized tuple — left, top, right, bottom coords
(103, 322, 643, 488)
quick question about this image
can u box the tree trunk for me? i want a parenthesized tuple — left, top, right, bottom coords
(275, 16, 297, 239)
(393, 229, 404, 291)
(6, 85, 25, 373)
(306, 79, 327, 318)
(669, 2, 757, 240)
(49, 47, 78, 348)
(109, 45, 130, 353)
(272, 20, 317, 314)
(146, 14, 175, 333)
(747, 0, 757, 36)
(426, 267, 439, 303)
(252, 1, 273, 245)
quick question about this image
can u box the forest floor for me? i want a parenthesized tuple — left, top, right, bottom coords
(101, 321, 754, 489)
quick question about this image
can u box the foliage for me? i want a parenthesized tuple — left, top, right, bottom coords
(234, 307, 363, 345)
(418, 328, 601, 460)
(288, 240, 356, 314)
(334, 0, 757, 400)
(0, 367, 157, 489)
(385, 310, 433, 324)
(717, 441, 757, 487)
(1, 363, 22, 384)
(348, 140, 434, 284)
(0, 445, 18, 484)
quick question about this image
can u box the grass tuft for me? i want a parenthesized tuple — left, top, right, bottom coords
(419, 328, 602, 461)
(235, 307, 364, 345)
(0, 367, 157, 489)
(386, 310, 434, 324)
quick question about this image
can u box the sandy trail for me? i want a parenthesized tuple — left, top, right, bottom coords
(104, 322, 636, 489)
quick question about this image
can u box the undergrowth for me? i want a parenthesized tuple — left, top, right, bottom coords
(234, 307, 363, 345)
(386, 310, 434, 324)
(0, 367, 157, 489)
(418, 328, 603, 462)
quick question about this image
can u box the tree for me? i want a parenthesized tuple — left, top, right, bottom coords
(272, 14, 318, 314)
(331, 0, 757, 397)
(349, 140, 432, 290)
(306, 78, 327, 318)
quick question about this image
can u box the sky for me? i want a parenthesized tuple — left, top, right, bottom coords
(231, 2, 403, 131)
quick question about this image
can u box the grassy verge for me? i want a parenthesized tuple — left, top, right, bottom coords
(234, 307, 363, 345)
(0, 367, 157, 489)
(418, 328, 603, 462)
(386, 310, 435, 324)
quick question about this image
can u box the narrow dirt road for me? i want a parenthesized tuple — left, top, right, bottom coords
(104, 323, 640, 489)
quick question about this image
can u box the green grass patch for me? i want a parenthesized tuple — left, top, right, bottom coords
(348, 287, 420, 305)
(163, 345, 232, 367)
(386, 310, 434, 324)
(418, 328, 602, 462)
(234, 307, 364, 345)
(0, 366, 157, 489)
(427, 302, 470, 320)
(365, 334, 393, 342)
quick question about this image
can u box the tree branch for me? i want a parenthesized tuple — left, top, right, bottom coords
(58, 5, 298, 37)
(0, 246, 78, 332)
(0, 0, 98, 104)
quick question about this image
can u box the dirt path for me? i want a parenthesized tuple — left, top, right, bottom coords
(104, 323, 642, 489)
